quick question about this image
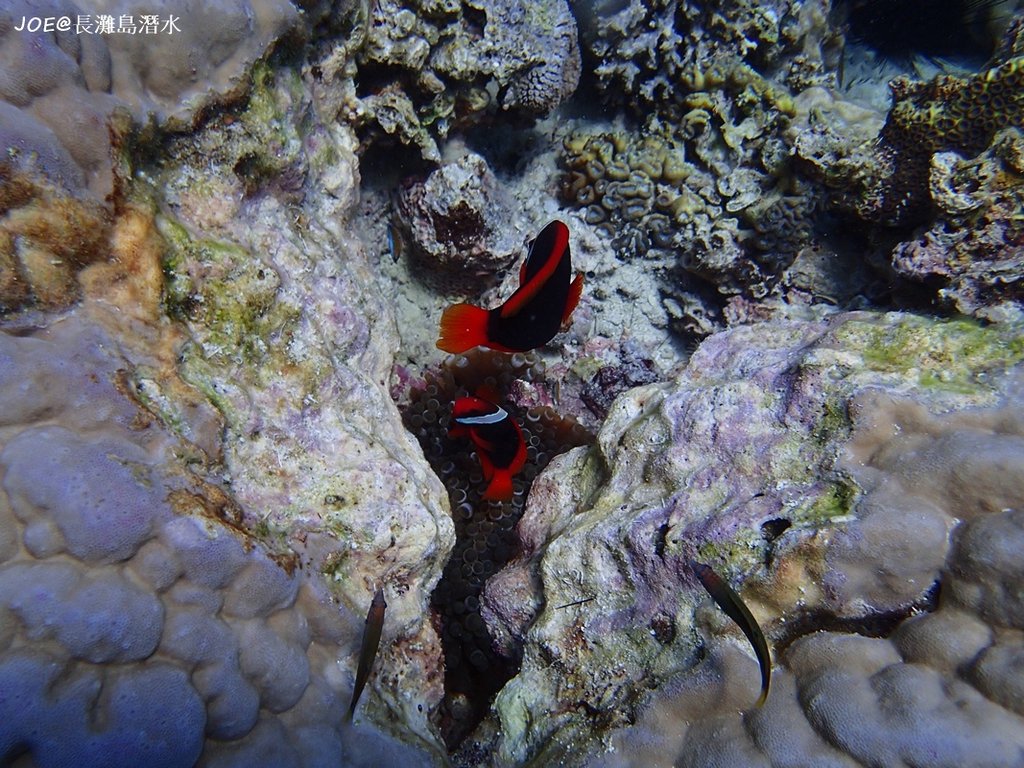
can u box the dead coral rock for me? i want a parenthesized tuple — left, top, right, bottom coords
(890, 129, 1024, 322)
(476, 311, 1024, 765)
(394, 151, 520, 285)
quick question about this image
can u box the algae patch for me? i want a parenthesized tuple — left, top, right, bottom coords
(837, 314, 1024, 394)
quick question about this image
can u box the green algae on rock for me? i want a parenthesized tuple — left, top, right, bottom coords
(471, 311, 1024, 766)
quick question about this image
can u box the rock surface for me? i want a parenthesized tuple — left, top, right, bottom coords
(469, 312, 1024, 766)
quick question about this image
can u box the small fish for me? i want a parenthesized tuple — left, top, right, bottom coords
(346, 586, 387, 722)
(386, 223, 406, 264)
(436, 219, 584, 353)
(692, 560, 771, 707)
(449, 394, 527, 501)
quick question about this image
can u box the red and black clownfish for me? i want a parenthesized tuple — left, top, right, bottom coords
(449, 394, 527, 502)
(437, 219, 584, 354)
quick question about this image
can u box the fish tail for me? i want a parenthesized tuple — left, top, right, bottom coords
(436, 304, 490, 353)
(483, 470, 514, 501)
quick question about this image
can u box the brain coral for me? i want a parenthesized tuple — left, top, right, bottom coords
(453, 311, 1024, 765)
(0, 313, 445, 766)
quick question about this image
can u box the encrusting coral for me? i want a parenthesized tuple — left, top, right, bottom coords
(0, 0, 303, 198)
(596, 379, 1024, 767)
(459, 312, 1024, 766)
(0, 31, 458, 764)
(890, 127, 1024, 322)
(0, 313, 444, 766)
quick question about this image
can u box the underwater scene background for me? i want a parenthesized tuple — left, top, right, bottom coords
(1, 0, 1024, 765)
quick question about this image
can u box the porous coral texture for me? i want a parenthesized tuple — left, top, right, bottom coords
(330, 0, 579, 160)
(890, 128, 1024, 323)
(595, 381, 1024, 767)
(462, 311, 1024, 765)
(0, 163, 111, 313)
(0, 315, 442, 766)
(393, 151, 520, 286)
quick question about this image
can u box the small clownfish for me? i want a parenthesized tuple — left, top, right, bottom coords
(449, 394, 527, 502)
(436, 219, 584, 354)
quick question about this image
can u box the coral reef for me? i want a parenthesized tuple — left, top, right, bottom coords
(557, 0, 863, 339)
(0, 44, 458, 763)
(399, 350, 591, 748)
(3, 0, 1024, 763)
(596, 381, 1024, 767)
(890, 128, 1024, 322)
(815, 53, 1024, 227)
(580, 0, 834, 121)
(0, 313, 443, 766)
(456, 312, 1024, 765)
(393, 151, 520, 287)
(789, 19, 1024, 319)
(150, 53, 456, 703)
(0, 0, 303, 196)
(559, 128, 817, 302)
(321, 0, 580, 161)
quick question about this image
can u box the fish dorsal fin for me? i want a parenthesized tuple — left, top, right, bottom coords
(500, 221, 570, 319)
(561, 273, 584, 325)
